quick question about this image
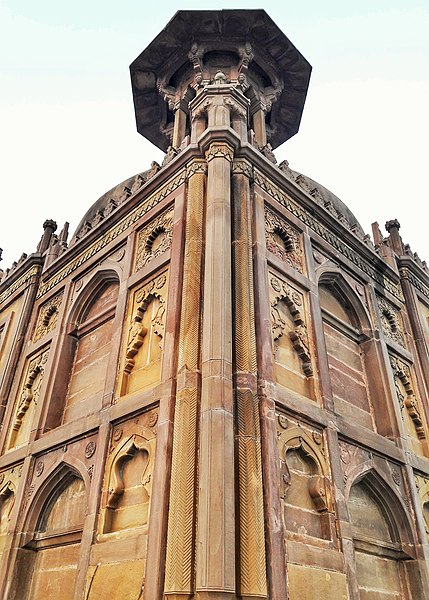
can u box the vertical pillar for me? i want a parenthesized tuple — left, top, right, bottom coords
(231, 161, 267, 600)
(251, 103, 267, 148)
(196, 141, 235, 599)
(172, 107, 187, 148)
(164, 160, 207, 599)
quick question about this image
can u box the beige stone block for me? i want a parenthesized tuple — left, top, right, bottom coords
(86, 558, 145, 600)
(356, 551, 401, 594)
(287, 564, 349, 600)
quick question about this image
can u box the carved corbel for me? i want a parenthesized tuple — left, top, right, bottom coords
(188, 42, 204, 88)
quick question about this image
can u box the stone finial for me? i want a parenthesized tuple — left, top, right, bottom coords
(43, 219, 58, 232)
(38, 219, 58, 253)
(214, 71, 227, 85)
(385, 219, 400, 233)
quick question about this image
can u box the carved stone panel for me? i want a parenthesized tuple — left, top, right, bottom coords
(33, 290, 64, 342)
(376, 295, 405, 347)
(8, 347, 50, 450)
(265, 207, 303, 273)
(119, 270, 168, 397)
(134, 207, 174, 272)
(269, 272, 315, 399)
(389, 354, 426, 443)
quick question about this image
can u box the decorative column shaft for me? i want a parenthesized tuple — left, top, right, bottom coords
(196, 141, 236, 598)
(164, 160, 207, 599)
(231, 160, 267, 599)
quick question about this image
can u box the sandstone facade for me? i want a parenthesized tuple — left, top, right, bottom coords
(0, 10, 429, 600)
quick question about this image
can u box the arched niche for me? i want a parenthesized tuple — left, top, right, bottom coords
(347, 469, 423, 599)
(20, 466, 87, 600)
(101, 430, 156, 534)
(318, 272, 377, 430)
(49, 271, 120, 427)
(278, 426, 334, 542)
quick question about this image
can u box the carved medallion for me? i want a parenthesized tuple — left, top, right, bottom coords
(35, 461, 44, 477)
(85, 441, 96, 459)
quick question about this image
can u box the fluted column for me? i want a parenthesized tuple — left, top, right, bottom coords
(231, 159, 267, 599)
(164, 160, 207, 599)
(196, 141, 236, 599)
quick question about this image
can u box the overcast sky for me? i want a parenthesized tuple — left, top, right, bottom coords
(1, 0, 428, 269)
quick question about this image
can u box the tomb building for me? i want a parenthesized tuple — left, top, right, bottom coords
(0, 9, 429, 600)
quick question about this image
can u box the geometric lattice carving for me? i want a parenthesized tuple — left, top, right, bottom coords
(33, 290, 63, 342)
(134, 207, 174, 272)
(270, 274, 313, 376)
(390, 355, 426, 439)
(265, 207, 303, 273)
(377, 296, 405, 347)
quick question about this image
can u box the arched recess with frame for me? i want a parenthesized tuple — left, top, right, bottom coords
(317, 269, 392, 434)
(9, 459, 89, 600)
(345, 465, 426, 599)
(100, 427, 156, 534)
(277, 425, 336, 543)
(47, 268, 120, 428)
(84, 424, 156, 600)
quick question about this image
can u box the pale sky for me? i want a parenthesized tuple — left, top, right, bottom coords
(1, 0, 428, 269)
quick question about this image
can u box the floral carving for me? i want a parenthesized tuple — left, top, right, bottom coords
(265, 208, 303, 273)
(134, 208, 174, 272)
(33, 291, 63, 342)
(377, 296, 405, 347)
(390, 355, 426, 439)
(270, 275, 312, 376)
(85, 441, 96, 459)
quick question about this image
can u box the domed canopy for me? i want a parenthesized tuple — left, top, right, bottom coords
(130, 9, 312, 151)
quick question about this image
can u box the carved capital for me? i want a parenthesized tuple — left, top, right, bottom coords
(232, 159, 253, 179)
(186, 160, 208, 179)
(205, 142, 234, 163)
(223, 95, 248, 119)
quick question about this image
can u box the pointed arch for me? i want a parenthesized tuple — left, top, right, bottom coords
(22, 457, 89, 542)
(66, 267, 120, 332)
(51, 269, 120, 425)
(345, 464, 415, 552)
(317, 268, 372, 337)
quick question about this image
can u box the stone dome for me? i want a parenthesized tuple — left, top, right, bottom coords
(70, 168, 152, 244)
